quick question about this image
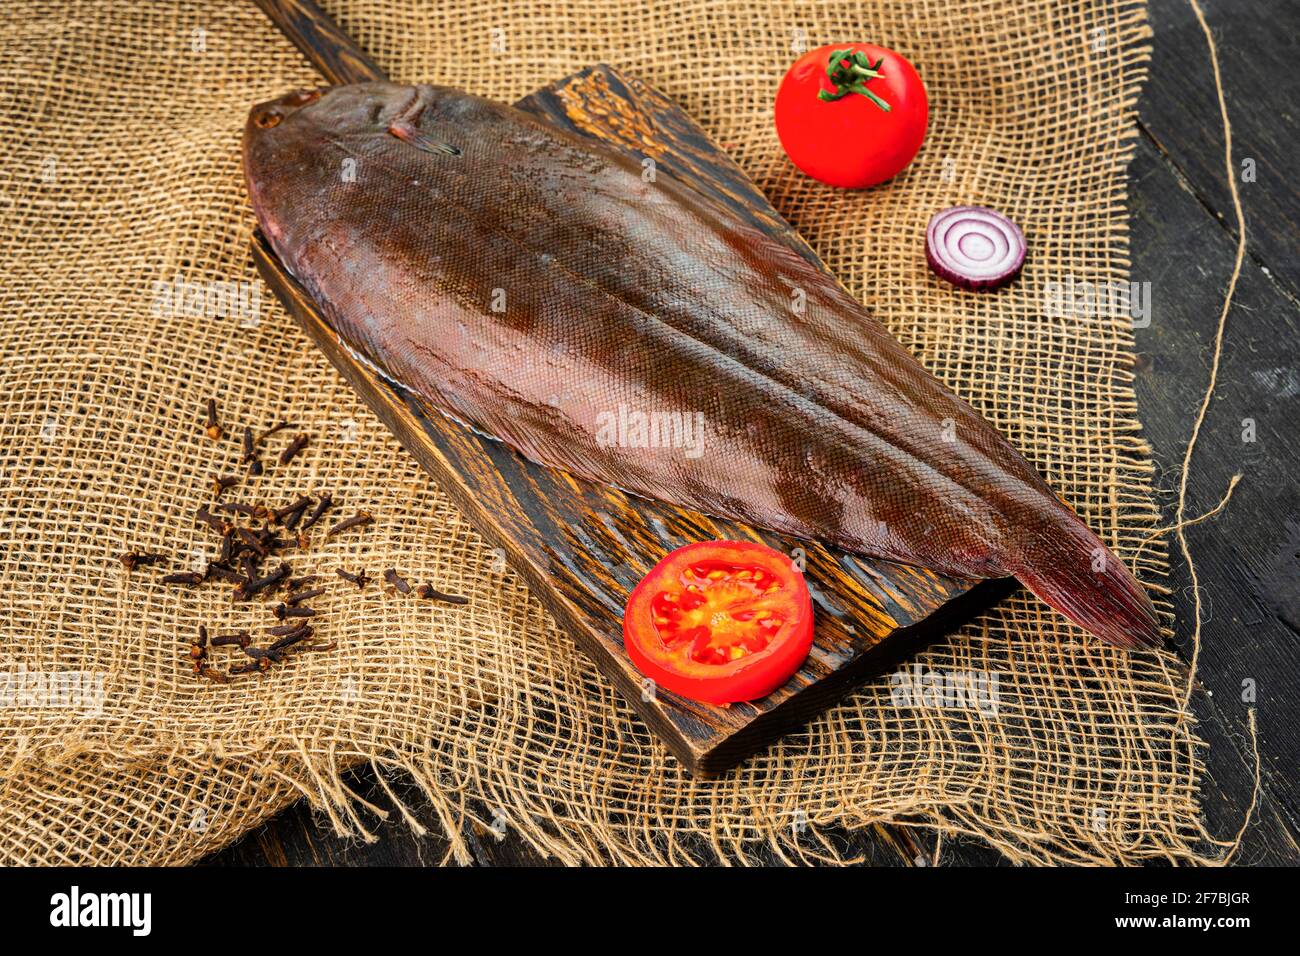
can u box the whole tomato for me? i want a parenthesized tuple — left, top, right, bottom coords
(775, 43, 928, 189)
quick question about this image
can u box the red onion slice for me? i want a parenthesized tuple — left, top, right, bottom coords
(925, 205, 1026, 290)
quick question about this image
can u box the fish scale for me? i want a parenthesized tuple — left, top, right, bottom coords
(244, 81, 1160, 648)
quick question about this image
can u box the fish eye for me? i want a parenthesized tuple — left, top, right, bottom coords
(254, 110, 282, 129)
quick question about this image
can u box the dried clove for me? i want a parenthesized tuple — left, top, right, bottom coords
(327, 511, 373, 538)
(273, 495, 312, 527)
(283, 507, 307, 532)
(260, 533, 289, 553)
(286, 586, 325, 606)
(211, 474, 239, 499)
(279, 433, 310, 466)
(258, 561, 293, 590)
(244, 634, 312, 664)
(235, 526, 268, 557)
(210, 631, 252, 648)
(163, 571, 205, 586)
(383, 568, 411, 595)
(415, 584, 469, 605)
(269, 627, 313, 653)
(242, 425, 263, 476)
(216, 500, 267, 518)
(195, 506, 230, 536)
(336, 567, 369, 589)
(234, 562, 291, 600)
(218, 528, 236, 564)
(204, 398, 223, 441)
(188, 625, 208, 661)
(205, 562, 244, 585)
(154, 405, 362, 682)
(272, 603, 316, 620)
(186, 626, 211, 676)
(300, 494, 333, 530)
(119, 551, 165, 572)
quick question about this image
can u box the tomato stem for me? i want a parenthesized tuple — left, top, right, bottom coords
(818, 49, 892, 111)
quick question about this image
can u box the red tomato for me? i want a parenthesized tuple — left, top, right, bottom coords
(622, 540, 814, 705)
(775, 43, 928, 189)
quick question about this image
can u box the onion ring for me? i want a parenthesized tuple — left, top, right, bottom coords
(925, 205, 1026, 290)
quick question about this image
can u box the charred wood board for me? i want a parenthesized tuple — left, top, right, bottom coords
(250, 0, 1006, 775)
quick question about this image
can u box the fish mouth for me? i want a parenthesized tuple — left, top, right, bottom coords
(249, 87, 325, 130)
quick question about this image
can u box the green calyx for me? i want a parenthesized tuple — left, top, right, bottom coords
(817, 48, 892, 111)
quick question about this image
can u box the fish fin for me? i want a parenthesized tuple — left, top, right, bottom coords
(389, 121, 461, 156)
(1014, 517, 1162, 649)
(388, 86, 462, 156)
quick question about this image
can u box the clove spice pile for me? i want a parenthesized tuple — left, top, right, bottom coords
(117, 397, 468, 683)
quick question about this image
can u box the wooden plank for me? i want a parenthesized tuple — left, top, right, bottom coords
(250, 0, 384, 84)
(1141, 0, 1300, 299)
(1128, 134, 1300, 865)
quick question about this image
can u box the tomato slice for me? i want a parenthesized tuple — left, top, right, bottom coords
(623, 540, 814, 705)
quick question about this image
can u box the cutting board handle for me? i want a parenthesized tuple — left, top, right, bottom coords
(252, 0, 388, 84)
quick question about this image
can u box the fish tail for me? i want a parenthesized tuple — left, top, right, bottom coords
(1012, 513, 1162, 649)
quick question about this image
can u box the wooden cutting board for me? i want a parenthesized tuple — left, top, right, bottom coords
(250, 0, 1008, 775)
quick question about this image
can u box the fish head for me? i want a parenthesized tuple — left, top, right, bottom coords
(243, 82, 427, 252)
(244, 83, 405, 176)
(243, 82, 466, 167)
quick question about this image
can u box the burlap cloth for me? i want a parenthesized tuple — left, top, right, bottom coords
(0, 0, 1210, 865)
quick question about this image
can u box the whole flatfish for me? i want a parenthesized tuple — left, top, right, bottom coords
(243, 82, 1159, 648)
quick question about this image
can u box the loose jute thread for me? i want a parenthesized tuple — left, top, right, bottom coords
(1134, 473, 1240, 562)
(1179, 0, 1260, 863)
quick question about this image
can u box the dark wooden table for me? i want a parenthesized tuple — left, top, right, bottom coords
(207, 0, 1300, 866)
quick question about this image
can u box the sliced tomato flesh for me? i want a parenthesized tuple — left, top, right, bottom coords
(624, 540, 814, 705)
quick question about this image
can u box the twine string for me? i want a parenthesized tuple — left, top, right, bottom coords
(1180, 0, 1260, 864)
